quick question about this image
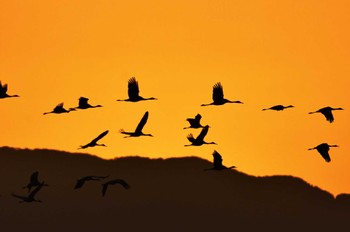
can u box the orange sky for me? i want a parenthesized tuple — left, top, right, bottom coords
(1, 0, 349, 195)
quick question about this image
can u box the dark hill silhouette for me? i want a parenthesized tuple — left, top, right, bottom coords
(0, 147, 348, 232)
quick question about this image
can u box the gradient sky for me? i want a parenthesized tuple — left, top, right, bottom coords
(1, 0, 349, 195)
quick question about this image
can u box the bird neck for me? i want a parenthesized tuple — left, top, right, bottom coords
(228, 100, 243, 104)
(205, 142, 217, 145)
(8, 94, 19, 98)
(144, 97, 157, 101)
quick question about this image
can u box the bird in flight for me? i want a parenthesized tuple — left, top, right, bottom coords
(23, 171, 48, 192)
(12, 182, 47, 203)
(204, 150, 236, 171)
(120, 111, 153, 137)
(70, 97, 102, 111)
(43, 103, 71, 115)
(183, 113, 204, 129)
(309, 106, 344, 123)
(102, 179, 130, 197)
(185, 125, 217, 146)
(117, 77, 157, 102)
(308, 143, 339, 162)
(262, 105, 294, 111)
(0, 81, 19, 99)
(201, 82, 243, 106)
(79, 130, 109, 149)
(74, 175, 109, 189)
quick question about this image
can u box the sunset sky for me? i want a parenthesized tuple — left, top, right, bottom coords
(1, 0, 349, 195)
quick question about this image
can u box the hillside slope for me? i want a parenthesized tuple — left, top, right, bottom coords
(0, 147, 349, 231)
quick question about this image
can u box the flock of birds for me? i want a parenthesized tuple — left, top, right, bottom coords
(10, 148, 230, 203)
(11, 171, 130, 203)
(0, 77, 344, 202)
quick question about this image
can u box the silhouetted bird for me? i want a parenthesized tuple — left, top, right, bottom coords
(120, 111, 153, 137)
(204, 150, 236, 171)
(308, 143, 339, 162)
(183, 113, 204, 129)
(262, 105, 294, 111)
(185, 125, 217, 146)
(74, 175, 109, 189)
(102, 179, 130, 197)
(0, 81, 19, 99)
(309, 106, 344, 123)
(79, 130, 109, 149)
(201, 82, 243, 106)
(43, 103, 71, 115)
(70, 97, 102, 110)
(12, 182, 47, 203)
(117, 77, 157, 102)
(23, 171, 48, 192)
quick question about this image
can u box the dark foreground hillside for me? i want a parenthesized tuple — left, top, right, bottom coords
(0, 147, 349, 232)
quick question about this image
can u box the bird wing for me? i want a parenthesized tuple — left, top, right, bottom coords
(54, 102, 64, 110)
(128, 77, 140, 99)
(3, 83, 8, 93)
(11, 193, 27, 201)
(30, 171, 39, 184)
(212, 83, 224, 103)
(186, 118, 196, 126)
(111, 179, 131, 189)
(321, 152, 331, 162)
(91, 130, 109, 144)
(186, 134, 195, 143)
(79, 97, 89, 107)
(74, 178, 86, 189)
(213, 150, 223, 167)
(323, 111, 334, 123)
(28, 182, 45, 198)
(0, 82, 7, 94)
(195, 114, 202, 121)
(317, 145, 331, 162)
(197, 125, 209, 141)
(102, 183, 109, 196)
(135, 111, 149, 133)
